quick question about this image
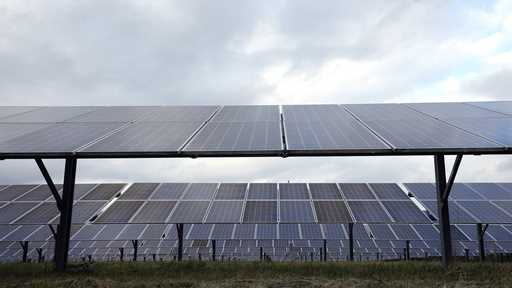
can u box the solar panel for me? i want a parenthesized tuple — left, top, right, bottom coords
(72, 225, 103, 240)
(0, 225, 20, 240)
(17, 185, 62, 201)
(135, 106, 219, 122)
(73, 184, 98, 200)
(339, 183, 376, 199)
(347, 201, 392, 223)
(82, 122, 201, 153)
(234, 224, 255, 239)
(309, 183, 342, 199)
(243, 201, 277, 223)
(0, 122, 126, 153)
(95, 201, 144, 223)
(215, 183, 246, 200)
(119, 183, 159, 200)
(168, 201, 210, 223)
(0, 107, 99, 123)
(390, 224, 421, 240)
(345, 104, 499, 150)
(81, 184, 125, 200)
(283, 105, 388, 151)
(256, 224, 277, 239)
(188, 224, 213, 239)
(300, 224, 323, 239)
(368, 224, 397, 240)
(3, 225, 40, 241)
(403, 183, 436, 200)
(420, 200, 477, 223)
(139, 224, 167, 240)
(407, 103, 506, 119)
(467, 183, 512, 200)
(469, 101, 512, 116)
(0, 202, 39, 223)
(150, 183, 188, 199)
(279, 183, 309, 200)
(456, 201, 512, 223)
(211, 106, 280, 122)
(446, 118, 512, 146)
(279, 224, 300, 239)
(71, 201, 106, 223)
(26, 225, 53, 241)
(380, 201, 429, 223)
(369, 183, 408, 200)
(0, 107, 39, 120)
(352, 224, 371, 239)
(492, 201, 512, 215)
(449, 184, 484, 200)
(279, 201, 315, 223)
(116, 224, 147, 240)
(0, 185, 37, 201)
(94, 224, 125, 240)
(130, 201, 176, 223)
(205, 201, 243, 223)
(182, 183, 217, 200)
(247, 183, 277, 200)
(0, 124, 52, 144)
(323, 224, 345, 239)
(313, 201, 352, 223)
(211, 224, 234, 239)
(184, 122, 282, 152)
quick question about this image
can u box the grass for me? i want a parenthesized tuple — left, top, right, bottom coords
(0, 261, 511, 287)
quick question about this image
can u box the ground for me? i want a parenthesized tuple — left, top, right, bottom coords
(0, 261, 510, 287)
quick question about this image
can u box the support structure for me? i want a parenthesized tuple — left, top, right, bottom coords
(348, 223, 354, 261)
(405, 240, 410, 260)
(36, 248, 44, 263)
(212, 239, 216, 262)
(434, 154, 462, 269)
(323, 239, 327, 262)
(119, 247, 124, 262)
(176, 223, 184, 261)
(260, 247, 263, 261)
(477, 223, 489, 262)
(54, 157, 77, 272)
(19, 241, 29, 263)
(132, 240, 139, 261)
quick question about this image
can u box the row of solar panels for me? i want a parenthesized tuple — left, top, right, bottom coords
(0, 102, 511, 157)
(2, 182, 512, 225)
(2, 222, 511, 242)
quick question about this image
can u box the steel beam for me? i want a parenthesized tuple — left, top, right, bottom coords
(405, 240, 410, 260)
(323, 239, 327, 262)
(212, 239, 216, 262)
(36, 248, 44, 263)
(119, 247, 124, 262)
(132, 240, 138, 261)
(35, 158, 63, 212)
(54, 157, 77, 272)
(19, 241, 29, 263)
(176, 223, 184, 261)
(477, 223, 489, 262)
(434, 154, 454, 268)
(348, 223, 354, 261)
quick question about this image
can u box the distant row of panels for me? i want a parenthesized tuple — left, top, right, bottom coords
(0, 102, 511, 157)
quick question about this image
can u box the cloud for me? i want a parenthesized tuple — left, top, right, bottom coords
(0, 0, 511, 184)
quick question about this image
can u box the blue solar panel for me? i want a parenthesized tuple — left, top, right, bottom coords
(403, 183, 436, 200)
(300, 224, 323, 239)
(420, 200, 477, 223)
(407, 102, 506, 119)
(456, 201, 512, 223)
(339, 183, 376, 199)
(449, 184, 484, 200)
(247, 183, 277, 200)
(467, 183, 512, 200)
(279, 201, 315, 223)
(279, 183, 310, 200)
(309, 184, 342, 199)
(279, 224, 300, 239)
(188, 224, 213, 239)
(389, 224, 421, 240)
(322, 224, 345, 239)
(369, 184, 408, 200)
(256, 224, 277, 239)
(381, 201, 429, 223)
(347, 201, 392, 223)
(234, 224, 255, 239)
(368, 224, 397, 240)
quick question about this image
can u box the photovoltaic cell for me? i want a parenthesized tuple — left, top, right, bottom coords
(486, 226, 512, 241)
(205, 201, 243, 223)
(0, 107, 39, 120)
(137, 106, 218, 122)
(130, 201, 176, 223)
(279, 201, 315, 223)
(83, 122, 201, 153)
(117, 224, 147, 240)
(81, 184, 125, 200)
(0, 202, 39, 223)
(313, 201, 352, 223)
(0, 124, 51, 144)
(65, 106, 160, 122)
(411, 224, 439, 240)
(300, 224, 323, 239)
(140, 224, 167, 240)
(420, 200, 477, 223)
(256, 224, 277, 239)
(403, 183, 436, 200)
(71, 225, 104, 241)
(368, 224, 397, 240)
(279, 183, 309, 200)
(322, 224, 345, 239)
(447, 118, 512, 146)
(0, 107, 99, 123)
(3, 225, 40, 241)
(470, 101, 512, 116)
(184, 122, 282, 152)
(94, 224, 126, 240)
(168, 201, 210, 223)
(309, 184, 342, 199)
(215, 183, 246, 200)
(407, 102, 506, 119)
(456, 201, 512, 223)
(95, 201, 144, 223)
(243, 201, 277, 223)
(390, 224, 420, 240)
(26, 225, 53, 241)
(73, 184, 98, 200)
(0, 185, 37, 201)
(119, 183, 159, 200)
(380, 201, 429, 223)
(188, 224, 213, 239)
(347, 201, 392, 223)
(211, 106, 280, 122)
(339, 183, 376, 199)
(247, 183, 277, 200)
(182, 183, 217, 200)
(0, 122, 126, 153)
(150, 183, 188, 199)
(211, 224, 234, 239)
(492, 201, 512, 215)
(17, 185, 62, 201)
(369, 183, 408, 200)
(467, 183, 512, 200)
(449, 184, 484, 200)
(71, 201, 106, 223)
(279, 224, 300, 239)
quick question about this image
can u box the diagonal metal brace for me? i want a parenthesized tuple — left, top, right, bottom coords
(35, 158, 63, 212)
(48, 224, 58, 239)
(482, 224, 489, 234)
(442, 154, 463, 202)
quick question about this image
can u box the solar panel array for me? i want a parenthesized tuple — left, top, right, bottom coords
(0, 102, 511, 158)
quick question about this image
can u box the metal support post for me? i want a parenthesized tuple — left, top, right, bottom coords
(348, 223, 354, 261)
(260, 247, 263, 261)
(310, 251, 313, 262)
(434, 154, 462, 268)
(464, 248, 469, 261)
(19, 241, 29, 263)
(323, 239, 327, 262)
(55, 157, 77, 272)
(212, 239, 216, 262)
(152, 254, 156, 261)
(132, 240, 138, 261)
(176, 223, 184, 261)
(36, 248, 44, 263)
(119, 247, 124, 262)
(405, 240, 410, 260)
(477, 223, 488, 262)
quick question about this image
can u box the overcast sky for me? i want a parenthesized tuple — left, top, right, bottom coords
(0, 0, 511, 184)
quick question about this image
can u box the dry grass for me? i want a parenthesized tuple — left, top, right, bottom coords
(0, 261, 510, 287)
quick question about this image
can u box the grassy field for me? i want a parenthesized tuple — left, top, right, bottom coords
(0, 261, 510, 287)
